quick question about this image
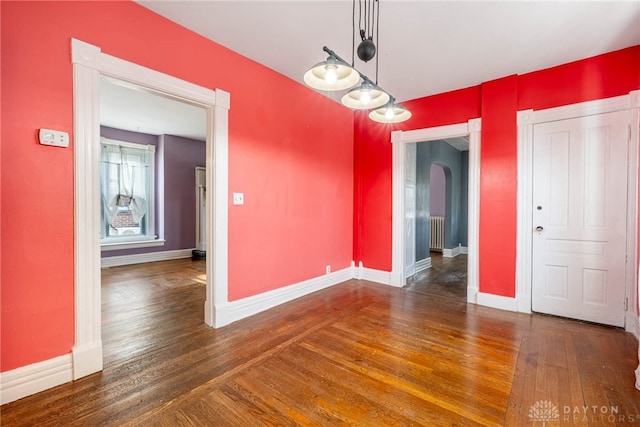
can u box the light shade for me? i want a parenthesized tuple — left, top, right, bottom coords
(369, 101, 412, 123)
(341, 81, 390, 109)
(303, 56, 360, 91)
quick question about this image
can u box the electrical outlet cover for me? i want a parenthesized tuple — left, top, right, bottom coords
(232, 192, 244, 205)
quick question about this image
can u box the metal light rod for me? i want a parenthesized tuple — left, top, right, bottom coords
(322, 46, 380, 91)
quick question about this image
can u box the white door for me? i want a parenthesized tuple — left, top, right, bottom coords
(532, 111, 629, 327)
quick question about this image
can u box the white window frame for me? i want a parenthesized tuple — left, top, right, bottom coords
(99, 137, 163, 251)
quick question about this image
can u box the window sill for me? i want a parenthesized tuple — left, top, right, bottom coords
(101, 239, 165, 252)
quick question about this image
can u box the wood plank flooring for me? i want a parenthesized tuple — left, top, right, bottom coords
(1, 254, 639, 426)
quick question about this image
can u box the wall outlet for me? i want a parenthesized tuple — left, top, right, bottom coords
(325, 265, 331, 274)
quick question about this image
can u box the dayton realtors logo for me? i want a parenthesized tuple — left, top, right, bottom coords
(529, 400, 559, 425)
(529, 400, 640, 424)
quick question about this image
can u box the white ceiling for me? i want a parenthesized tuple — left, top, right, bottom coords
(103, 1, 639, 140)
(100, 77, 207, 141)
(137, 0, 640, 102)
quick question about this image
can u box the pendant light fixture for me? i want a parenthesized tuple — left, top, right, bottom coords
(303, 0, 411, 123)
(341, 80, 389, 109)
(303, 54, 360, 92)
(369, 97, 412, 123)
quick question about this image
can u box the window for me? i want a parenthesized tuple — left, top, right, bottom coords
(100, 138, 160, 249)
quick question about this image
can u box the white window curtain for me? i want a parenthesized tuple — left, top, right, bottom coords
(100, 139, 153, 236)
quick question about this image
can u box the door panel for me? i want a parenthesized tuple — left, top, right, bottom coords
(532, 111, 629, 327)
(404, 143, 417, 275)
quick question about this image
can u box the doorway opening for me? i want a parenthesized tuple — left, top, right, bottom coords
(407, 140, 470, 300)
(390, 119, 481, 303)
(98, 76, 208, 366)
(72, 38, 230, 380)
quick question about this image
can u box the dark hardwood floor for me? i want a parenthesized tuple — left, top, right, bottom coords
(2, 254, 638, 426)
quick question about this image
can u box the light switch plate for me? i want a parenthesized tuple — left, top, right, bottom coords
(233, 192, 244, 205)
(39, 128, 69, 148)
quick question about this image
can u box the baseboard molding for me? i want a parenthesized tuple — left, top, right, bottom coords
(214, 266, 354, 327)
(476, 292, 518, 312)
(442, 247, 457, 258)
(0, 354, 73, 405)
(516, 295, 532, 314)
(414, 257, 431, 274)
(443, 246, 467, 258)
(467, 287, 479, 304)
(101, 248, 194, 268)
(354, 262, 394, 286)
(403, 259, 431, 280)
(72, 341, 103, 380)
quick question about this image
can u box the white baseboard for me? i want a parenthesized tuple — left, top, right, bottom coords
(72, 341, 103, 380)
(467, 287, 478, 304)
(414, 257, 431, 274)
(101, 248, 194, 268)
(361, 268, 394, 286)
(0, 354, 73, 405)
(442, 247, 457, 258)
(476, 292, 518, 312)
(516, 295, 532, 314)
(214, 266, 354, 327)
(354, 262, 394, 286)
(443, 246, 468, 258)
(405, 258, 432, 279)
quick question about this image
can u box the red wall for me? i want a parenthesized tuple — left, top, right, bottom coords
(1, 2, 354, 372)
(479, 76, 518, 297)
(2, 0, 638, 375)
(353, 87, 482, 268)
(354, 46, 640, 298)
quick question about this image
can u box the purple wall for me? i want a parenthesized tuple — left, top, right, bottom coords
(161, 134, 206, 252)
(100, 126, 205, 257)
(430, 163, 446, 217)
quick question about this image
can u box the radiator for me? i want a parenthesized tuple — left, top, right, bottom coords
(430, 216, 445, 252)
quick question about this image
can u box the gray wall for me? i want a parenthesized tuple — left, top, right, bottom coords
(416, 140, 468, 260)
(100, 126, 205, 257)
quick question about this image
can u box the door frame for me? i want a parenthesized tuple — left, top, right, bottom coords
(516, 91, 640, 334)
(71, 39, 230, 379)
(390, 118, 481, 303)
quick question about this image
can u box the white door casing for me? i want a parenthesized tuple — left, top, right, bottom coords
(72, 39, 230, 379)
(404, 143, 417, 278)
(391, 118, 481, 302)
(531, 111, 629, 327)
(517, 91, 639, 333)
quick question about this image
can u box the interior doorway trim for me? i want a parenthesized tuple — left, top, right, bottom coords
(390, 118, 481, 303)
(516, 91, 639, 333)
(71, 39, 230, 380)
